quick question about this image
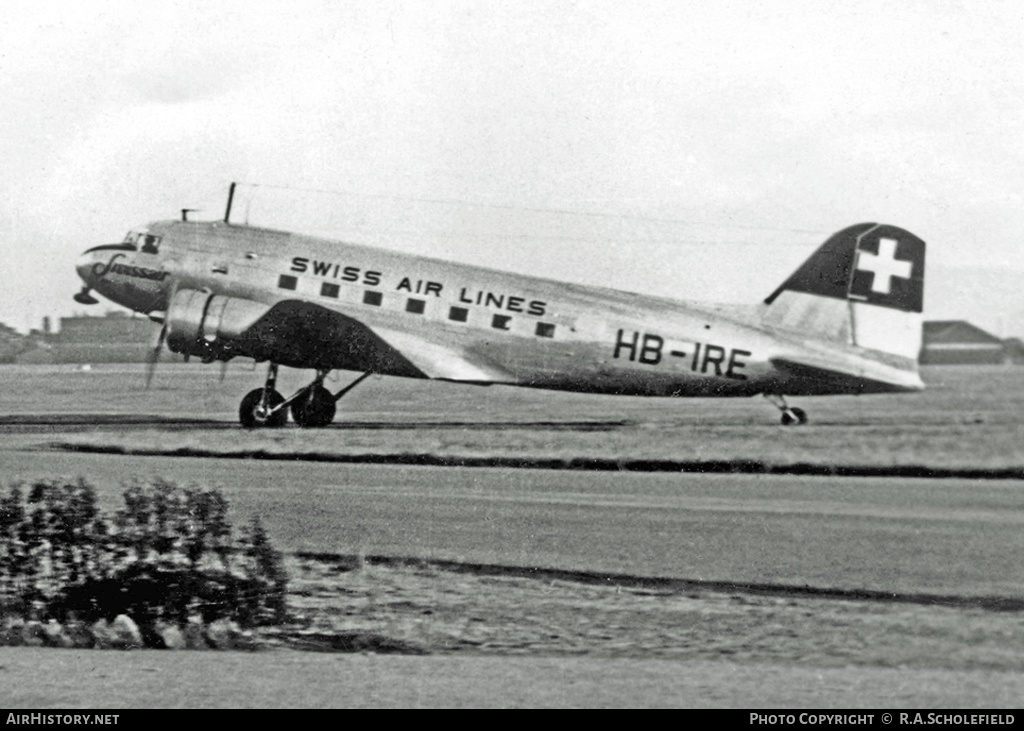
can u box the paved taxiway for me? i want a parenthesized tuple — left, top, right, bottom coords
(5, 445, 1024, 598)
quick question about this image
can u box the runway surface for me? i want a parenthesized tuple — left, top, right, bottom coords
(5, 442, 1024, 600)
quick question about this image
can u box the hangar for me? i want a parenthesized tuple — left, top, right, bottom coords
(920, 321, 1006, 365)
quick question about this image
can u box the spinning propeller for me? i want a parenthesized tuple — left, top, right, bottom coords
(145, 320, 168, 389)
(143, 277, 228, 388)
(144, 275, 178, 389)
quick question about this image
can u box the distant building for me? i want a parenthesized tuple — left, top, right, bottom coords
(920, 321, 1006, 365)
(52, 312, 161, 363)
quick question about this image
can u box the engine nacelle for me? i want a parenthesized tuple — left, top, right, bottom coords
(165, 289, 272, 360)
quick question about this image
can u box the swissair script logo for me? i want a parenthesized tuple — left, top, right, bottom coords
(91, 252, 170, 282)
(855, 237, 911, 295)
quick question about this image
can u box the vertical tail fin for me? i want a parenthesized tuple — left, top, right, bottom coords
(763, 223, 926, 367)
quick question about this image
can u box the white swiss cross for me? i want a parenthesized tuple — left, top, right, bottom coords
(856, 237, 912, 295)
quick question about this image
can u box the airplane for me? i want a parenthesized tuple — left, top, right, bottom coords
(73, 184, 925, 428)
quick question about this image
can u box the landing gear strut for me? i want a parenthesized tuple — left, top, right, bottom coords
(763, 393, 808, 426)
(239, 365, 373, 428)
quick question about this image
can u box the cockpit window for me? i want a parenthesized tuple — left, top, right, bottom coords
(140, 234, 160, 254)
(121, 231, 161, 253)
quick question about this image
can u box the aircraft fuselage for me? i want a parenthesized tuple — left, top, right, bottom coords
(76, 218, 925, 415)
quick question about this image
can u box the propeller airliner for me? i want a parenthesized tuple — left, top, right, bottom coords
(74, 184, 926, 427)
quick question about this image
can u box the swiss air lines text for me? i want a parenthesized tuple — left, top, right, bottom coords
(289, 257, 548, 316)
(613, 329, 751, 380)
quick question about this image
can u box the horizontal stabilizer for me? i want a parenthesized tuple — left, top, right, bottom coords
(770, 356, 924, 395)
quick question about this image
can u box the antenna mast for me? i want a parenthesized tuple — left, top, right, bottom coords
(224, 182, 237, 223)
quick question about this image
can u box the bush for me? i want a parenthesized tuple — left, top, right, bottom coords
(0, 478, 287, 635)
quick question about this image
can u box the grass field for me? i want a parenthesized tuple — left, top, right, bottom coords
(4, 363, 1024, 470)
(3, 363, 1024, 707)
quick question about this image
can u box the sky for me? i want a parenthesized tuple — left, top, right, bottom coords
(2, 0, 1024, 337)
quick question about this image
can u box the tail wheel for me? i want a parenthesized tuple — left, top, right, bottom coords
(781, 407, 808, 426)
(290, 385, 337, 428)
(240, 388, 288, 428)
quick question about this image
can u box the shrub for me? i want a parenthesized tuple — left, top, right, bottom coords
(0, 478, 287, 636)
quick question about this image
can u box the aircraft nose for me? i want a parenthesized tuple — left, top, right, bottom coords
(76, 251, 96, 285)
(73, 249, 103, 304)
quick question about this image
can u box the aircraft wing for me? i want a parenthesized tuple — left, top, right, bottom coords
(163, 289, 515, 383)
(370, 326, 514, 383)
(238, 300, 513, 382)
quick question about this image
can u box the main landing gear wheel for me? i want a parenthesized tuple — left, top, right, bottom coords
(290, 385, 337, 428)
(239, 388, 288, 428)
(239, 365, 372, 429)
(780, 407, 808, 426)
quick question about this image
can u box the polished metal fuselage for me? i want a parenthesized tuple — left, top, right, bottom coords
(77, 220, 923, 398)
